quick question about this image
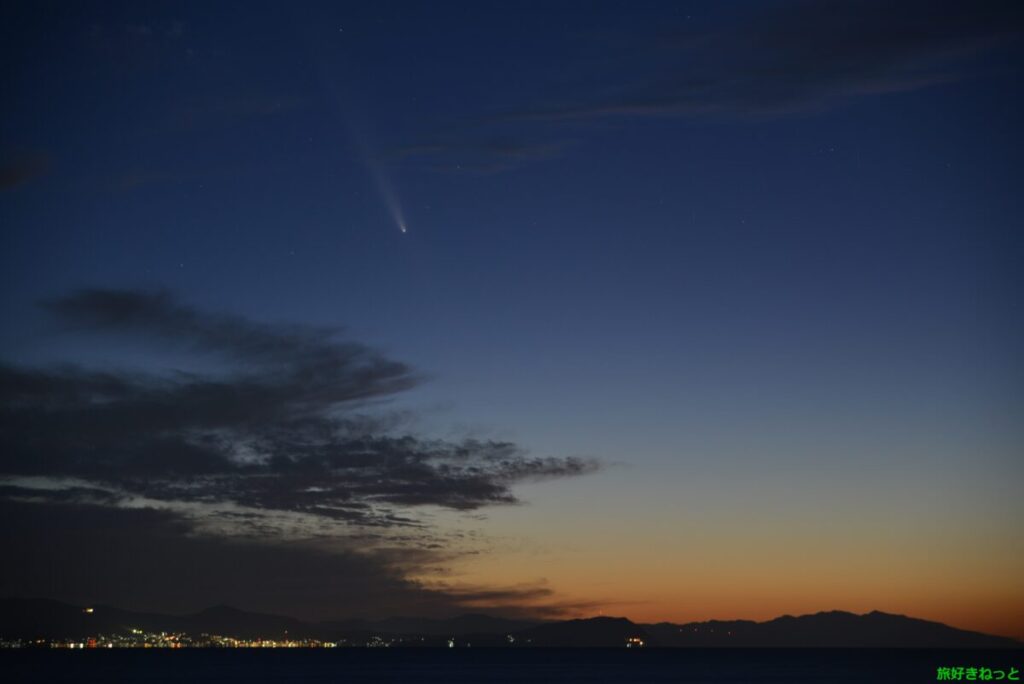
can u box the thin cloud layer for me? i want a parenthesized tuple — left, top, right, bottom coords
(399, 0, 1023, 171)
(515, 0, 1022, 121)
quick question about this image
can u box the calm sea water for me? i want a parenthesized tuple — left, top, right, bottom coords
(3, 648, 1021, 683)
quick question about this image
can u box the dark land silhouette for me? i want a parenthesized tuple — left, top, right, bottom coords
(1, 598, 1020, 648)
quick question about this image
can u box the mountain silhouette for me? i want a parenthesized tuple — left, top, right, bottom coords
(331, 613, 537, 636)
(645, 610, 1022, 648)
(518, 616, 650, 647)
(1, 599, 1019, 648)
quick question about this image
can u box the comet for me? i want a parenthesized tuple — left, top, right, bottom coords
(375, 170, 408, 235)
(312, 57, 410, 236)
(367, 146, 408, 235)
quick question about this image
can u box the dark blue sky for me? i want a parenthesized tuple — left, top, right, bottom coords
(1, 1, 1022, 633)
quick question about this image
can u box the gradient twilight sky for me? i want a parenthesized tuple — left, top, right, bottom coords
(2, 1, 1023, 638)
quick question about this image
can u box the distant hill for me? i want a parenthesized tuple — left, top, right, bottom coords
(643, 610, 1022, 648)
(520, 617, 649, 647)
(0, 598, 535, 642)
(0, 599, 308, 640)
(1, 599, 1019, 648)
(336, 613, 537, 636)
(180, 605, 308, 639)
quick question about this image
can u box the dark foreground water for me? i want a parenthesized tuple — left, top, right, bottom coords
(3, 648, 1022, 683)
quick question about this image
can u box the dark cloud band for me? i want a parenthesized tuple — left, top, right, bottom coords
(1, 289, 598, 526)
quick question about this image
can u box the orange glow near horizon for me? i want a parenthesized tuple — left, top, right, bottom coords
(428, 473, 1024, 641)
(436, 558, 1024, 640)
